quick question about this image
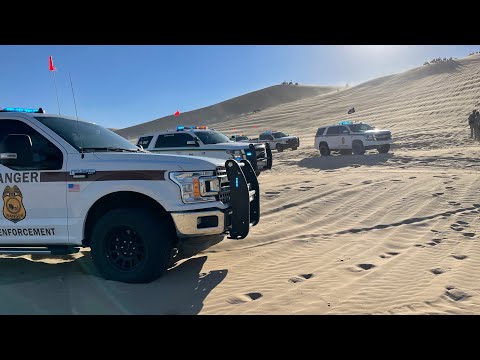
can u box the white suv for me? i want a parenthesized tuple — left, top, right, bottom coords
(314, 121, 393, 156)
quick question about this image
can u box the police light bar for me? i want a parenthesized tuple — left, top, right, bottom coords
(0, 107, 45, 113)
(196, 126, 208, 129)
(339, 121, 353, 125)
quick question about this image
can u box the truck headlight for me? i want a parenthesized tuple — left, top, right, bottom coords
(169, 171, 220, 204)
(226, 149, 244, 160)
(365, 135, 375, 141)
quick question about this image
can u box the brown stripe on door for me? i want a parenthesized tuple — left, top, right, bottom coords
(40, 170, 166, 182)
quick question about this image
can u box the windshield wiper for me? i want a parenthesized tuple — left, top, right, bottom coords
(81, 147, 142, 153)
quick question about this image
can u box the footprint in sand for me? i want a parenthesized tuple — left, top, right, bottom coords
(450, 224, 464, 232)
(445, 186, 455, 190)
(415, 244, 425, 248)
(463, 232, 475, 238)
(357, 263, 375, 270)
(285, 187, 292, 190)
(362, 180, 373, 185)
(444, 287, 471, 302)
(265, 191, 280, 195)
(379, 252, 400, 259)
(452, 254, 467, 260)
(430, 268, 446, 275)
(299, 186, 314, 191)
(409, 176, 417, 179)
(448, 201, 461, 206)
(390, 179, 402, 182)
(432, 193, 445, 197)
(288, 273, 315, 283)
(227, 292, 263, 304)
(427, 242, 438, 246)
(457, 220, 469, 225)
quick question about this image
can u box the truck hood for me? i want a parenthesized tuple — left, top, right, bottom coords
(93, 152, 225, 171)
(364, 129, 391, 135)
(276, 136, 298, 142)
(202, 142, 258, 150)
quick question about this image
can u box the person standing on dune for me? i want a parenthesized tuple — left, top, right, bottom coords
(468, 110, 476, 138)
(476, 111, 480, 141)
(474, 110, 480, 141)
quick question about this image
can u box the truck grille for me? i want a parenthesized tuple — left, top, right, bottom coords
(376, 134, 391, 141)
(216, 166, 231, 204)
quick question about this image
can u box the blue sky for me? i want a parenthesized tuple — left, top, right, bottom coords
(1, 45, 478, 129)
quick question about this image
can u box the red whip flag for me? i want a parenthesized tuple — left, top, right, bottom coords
(174, 110, 180, 117)
(49, 56, 56, 72)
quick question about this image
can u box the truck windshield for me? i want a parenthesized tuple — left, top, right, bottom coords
(194, 131, 232, 145)
(35, 116, 139, 152)
(235, 136, 249, 141)
(272, 132, 287, 138)
(348, 124, 374, 133)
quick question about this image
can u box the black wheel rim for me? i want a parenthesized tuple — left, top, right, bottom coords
(105, 226, 146, 272)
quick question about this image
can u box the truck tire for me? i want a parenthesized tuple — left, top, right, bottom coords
(292, 147, 298, 151)
(319, 143, 331, 156)
(276, 144, 284, 152)
(90, 208, 175, 283)
(378, 144, 390, 154)
(352, 141, 365, 155)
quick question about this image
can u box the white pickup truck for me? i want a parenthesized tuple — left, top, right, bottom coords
(250, 130, 300, 152)
(0, 108, 260, 283)
(137, 126, 272, 175)
(314, 121, 393, 155)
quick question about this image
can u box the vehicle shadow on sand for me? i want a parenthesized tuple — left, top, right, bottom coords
(0, 252, 226, 314)
(298, 153, 394, 170)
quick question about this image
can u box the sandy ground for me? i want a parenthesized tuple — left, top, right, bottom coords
(1, 54, 480, 314)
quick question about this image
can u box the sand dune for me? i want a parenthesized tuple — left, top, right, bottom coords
(115, 84, 340, 140)
(2, 54, 480, 314)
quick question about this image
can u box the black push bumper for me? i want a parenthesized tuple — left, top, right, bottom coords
(246, 143, 273, 173)
(225, 159, 260, 239)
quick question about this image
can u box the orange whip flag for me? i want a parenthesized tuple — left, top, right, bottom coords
(48, 56, 60, 114)
(49, 56, 56, 72)
(174, 110, 180, 117)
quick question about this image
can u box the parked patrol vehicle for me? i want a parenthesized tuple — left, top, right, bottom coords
(0, 107, 261, 283)
(137, 126, 272, 175)
(250, 130, 300, 152)
(314, 121, 393, 156)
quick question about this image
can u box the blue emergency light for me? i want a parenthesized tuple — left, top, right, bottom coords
(246, 152, 252, 156)
(1, 107, 45, 113)
(339, 121, 352, 125)
(176, 126, 185, 131)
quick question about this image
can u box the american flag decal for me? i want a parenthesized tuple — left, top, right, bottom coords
(68, 183, 80, 192)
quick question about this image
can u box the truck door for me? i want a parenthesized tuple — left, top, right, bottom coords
(338, 126, 351, 148)
(152, 133, 201, 156)
(0, 119, 68, 244)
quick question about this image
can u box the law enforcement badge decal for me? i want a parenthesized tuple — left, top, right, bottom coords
(3, 185, 26, 223)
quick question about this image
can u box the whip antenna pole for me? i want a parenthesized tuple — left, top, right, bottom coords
(52, 69, 61, 115)
(69, 72, 84, 158)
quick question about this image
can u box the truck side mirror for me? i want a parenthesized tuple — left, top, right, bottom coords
(0, 134, 33, 167)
